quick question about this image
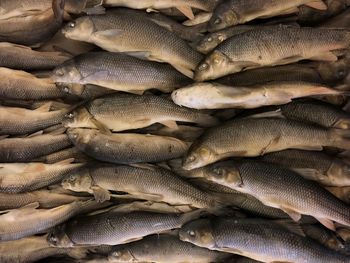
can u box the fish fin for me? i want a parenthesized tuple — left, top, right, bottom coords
(281, 208, 302, 222)
(24, 163, 46, 173)
(316, 217, 336, 231)
(149, 19, 173, 32)
(218, 247, 243, 254)
(48, 127, 67, 135)
(5, 202, 40, 217)
(275, 219, 305, 237)
(278, 55, 304, 65)
(180, 208, 208, 224)
(128, 90, 145, 95)
(128, 192, 164, 202)
(0, 42, 32, 50)
(246, 109, 285, 119)
(27, 130, 44, 138)
(84, 6, 106, 15)
(292, 168, 322, 180)
(176, 6, 195, 20)
(171, 64, 194, 79)
(305, 1, 328, 10)
(90, 118, 112, 135)
(0, 135, 9, 140)
(93, 29, 124, 39)
(294, 145, 323, 151)
(91, 186, 111, 203)
(260, 136, 281, 155)
(55, 158, 75, 165)
(310, 52, 338, 62)
(160, 120, 179, 129)
(330, 128, 350, 150)
(129, 163, 157, 171)
(35, 102, 52, 112)
(124, 51, 153, 61)
(21, 202, 40, 210)
(120, 237, 143, 244)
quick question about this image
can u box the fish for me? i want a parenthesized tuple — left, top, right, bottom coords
(326, 186, 350, 204)
(61, 9, 202, 78)
(171, 81, 343, 109)
(208, 0, 327, 31)
(195, 26, 350, 81)
(275, 100, 350, 129)
(260, 149, 350, 186)
(0, 103, 72, 135)
(47, 209, 202, 246)
(0, 42, 70, 70)
(108, 234, 230, 263)
(183, 117, 350, 169)
(0, 132, 72, 162)
(0, 200, 102, 241)
(0, 68, 64, 100)
(179, 218, 349, 262)
(52, 52, 192, 93)
(67, 128, 189, 164)
(0, 189, 90, 210)
(0, 0, 65, 46)
(33, 147, 91, 164)
(61, 164, 217, 207)
(64, 93, 218, 132)
(0, 159, 83, 193)
(198, 160, 350, 230)
(103, 0, 218, 19)
(0, 235, 88, 263)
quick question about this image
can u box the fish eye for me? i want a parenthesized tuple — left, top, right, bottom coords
(199, 63, 209, 71)
(69, 175, 76, 181)
(207, 37, 213, 42)
(218, 35, 225, 41)
(68, 21, 76, 28)
(214, 18, 222, 25)
(337, 69, 346, 78)
(112, 251, 121, 257)
(48, 233, 57, 243)
(188, 230, 196, 237)
(188, 155, 196, 162)
(66, 112, 75, 119)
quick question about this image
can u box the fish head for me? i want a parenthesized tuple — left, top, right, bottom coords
(52, 60, 83, 84)
(196, 33, 226, 54)
(182, 147, 216, 170)
(63, 108, 93, 128)
(195, 51, 233, 81)
(67, 128, 95, 147)
(179, 219, 215, 248)
(108, 249, 136, 262)
(205, 162, 242, 188)
(62, 170, 92, 192)
(56, 83, 86, 97)
(318, 57, 350, 84)
(208, 4, 238, 31)
(47, 226, 74, 247)
(62, 17, 95, 41)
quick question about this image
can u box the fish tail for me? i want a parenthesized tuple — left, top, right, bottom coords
(329, 128, 350, 149)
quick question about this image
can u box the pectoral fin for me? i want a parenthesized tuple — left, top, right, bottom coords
(305, 1, 328, 10)
(310, 52, 338, 62)
(172, 64, 194, 79)
(91, 186, 111, 203)
(316, 217, 336, 231)
(281, 207, 302, 222)
(160, 120, 179, 129)
(176, 6, 195, 20)
(93, 29, 124, 40)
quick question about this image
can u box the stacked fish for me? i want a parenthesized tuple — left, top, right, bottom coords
(1, 0, 350, 262)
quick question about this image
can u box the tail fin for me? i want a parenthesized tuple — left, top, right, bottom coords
(329, 128, 350, 149)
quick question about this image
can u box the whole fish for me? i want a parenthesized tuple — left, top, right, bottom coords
(260, 149, 350, 186)
(34, 147, 91, 164)
(0, 103, 71, 135)
(218, 56, 350, 86)
(61, 9, 202, 78)
(208, 0, 327, 31)
(0, 235, 88, 263)
(52, 52, 191, 94)
(326, 186, 350, 204)
(108, 235, 230, 263)
(0, 133, 72, 162)
(171, 81, 342, 109)
(47, 210, 202, 246)
(0, 189, 90, 210)
(64, 93, 218, 132)
(0, 200, 101, 241)
(67, 128, 189, 164)
(0, 68, 64, 100)
(0, 159, 83, 193)
(195, 26, 350, 81)
(276, 100, 350, 129)
(0, 0, 65, 46)
(62, 164, 217, 207)
(179, 218, 349, 262)
(0, 42, 70, 70)
(183, 117, 350, 169)
(198, 160, 350, 230)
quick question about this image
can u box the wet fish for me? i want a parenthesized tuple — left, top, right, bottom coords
(0, 133, 72, 162)
(0, 0, 65, 46)
(64, 93, 218, 132)
(326, 186, 350, 204)
(0, 200, 101, 241)
(0, 159, 83, 193)
(61, 9, 202, 78)
(108, 235, 230, 263)
(62, 164, 217, 207)
(47, 209, 201, 246)
(0, 42, 69, 70)
(198, 160, 350, 230)
(52, 52, 191, 93)
(183, 117, 350, 169)
(260, 149, 350, 186)
(0, 189, 89, 210)
(172, 81, 342, 109)
(67, 128, 189, 164)
(0, 103, 71, 135)
(0, 68, 64, 100)
(208, 0, 327, 31)
(195, 26, 350, 81)
(0, 235, 88, 263)
(179, 218, 349, 262)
